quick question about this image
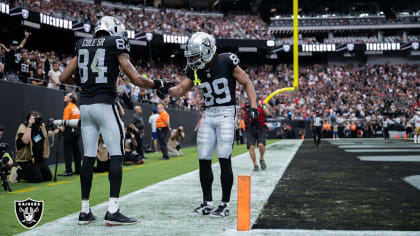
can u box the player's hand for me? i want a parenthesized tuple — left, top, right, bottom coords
(153, 79, 174, 99)
(248, 108, 259, 125)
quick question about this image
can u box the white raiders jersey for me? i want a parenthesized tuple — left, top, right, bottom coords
(411, 115, 420, 128)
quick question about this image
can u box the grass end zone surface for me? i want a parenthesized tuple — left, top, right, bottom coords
(253, 140, 420, 230)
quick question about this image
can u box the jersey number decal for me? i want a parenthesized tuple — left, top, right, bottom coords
(200, 78, 231, 106)
(78, 49, 108, 83)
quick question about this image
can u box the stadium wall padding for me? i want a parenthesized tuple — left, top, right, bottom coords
(0, 80, 201, 164)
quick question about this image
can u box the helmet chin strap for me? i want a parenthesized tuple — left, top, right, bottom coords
(193, 70, 201, 86)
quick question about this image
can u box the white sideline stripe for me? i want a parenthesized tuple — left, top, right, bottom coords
(345, 149, 420, 153)
(357, 156, 420, 162)
(404, 175, 420, 190)
(339, 145, 420, 148)
(19, 140, 303, 236)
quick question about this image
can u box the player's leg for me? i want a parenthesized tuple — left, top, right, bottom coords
(246, 128, 258, 171)
(213, 111, 235, 217)
(79, 105, 99, 225)
(257, 126, 267, 170)
(192, 115, 217, 215)
(96, 104, 136, 225)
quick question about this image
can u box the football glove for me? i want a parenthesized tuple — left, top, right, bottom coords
(152, 79, 174, 99)
(248, 108, 259, 126)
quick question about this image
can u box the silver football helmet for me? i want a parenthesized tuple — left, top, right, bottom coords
(184, 32, 217, 70)
(94, 16, 126, 38)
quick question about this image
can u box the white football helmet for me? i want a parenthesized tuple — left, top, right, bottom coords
(94, 16, 126, 38)
(184, 32, 216, 70)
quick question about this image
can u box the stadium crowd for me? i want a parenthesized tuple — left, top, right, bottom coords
(11, 0, 269, 39)
(2, 40, 419, 129)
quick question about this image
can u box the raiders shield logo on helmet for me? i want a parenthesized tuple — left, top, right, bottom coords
(21, 9, 29, 19)
(83, 23, 91, 33)
(412, 42, 419, 50)
(347, 44, 355, 51)
(15, 198, 44, 229)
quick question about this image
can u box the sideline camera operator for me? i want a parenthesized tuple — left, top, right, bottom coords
(15, 111, 59, 183)
(167, 126, 184, 157)
(58, 92, 81, 177)
(1, 142, 14, 191)
(243, 99, 269, 172)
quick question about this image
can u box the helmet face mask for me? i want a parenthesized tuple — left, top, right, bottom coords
(94, 16, 127, 38)
(184, 32, 216, 70)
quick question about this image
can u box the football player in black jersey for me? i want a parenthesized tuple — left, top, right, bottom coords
(59, 16, 171, 226)
(311, 111, 323, 148)
(168, 32, 259, 217)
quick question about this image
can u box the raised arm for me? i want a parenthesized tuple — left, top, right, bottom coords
(233, 66, 257, 108)
(19, 31, 31, 49)
(168, 78, 194, 98)
(118, 53, 154, 88)
(59, 56, 79, 85)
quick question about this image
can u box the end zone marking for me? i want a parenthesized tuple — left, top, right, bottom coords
(9, 187, 40, 194)
(47, 181, 71, 186)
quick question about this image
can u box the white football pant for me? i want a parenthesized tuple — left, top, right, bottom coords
(197, 105, 236, 160)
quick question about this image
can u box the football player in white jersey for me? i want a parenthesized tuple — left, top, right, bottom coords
(168, 32, 258, 217)
(409, 110, 420, 143)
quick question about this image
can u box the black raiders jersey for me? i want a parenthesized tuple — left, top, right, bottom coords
(18, 59, 31, 78)
(312, 116, 323, 127)
(186, 53, 239, 108)
(75, 35, 130, 105)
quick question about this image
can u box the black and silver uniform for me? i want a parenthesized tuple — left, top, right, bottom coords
(186, 52, 240, 108)
(75, 35, 130, 105)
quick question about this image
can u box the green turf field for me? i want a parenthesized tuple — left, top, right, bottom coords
(1, 140, 276, 235)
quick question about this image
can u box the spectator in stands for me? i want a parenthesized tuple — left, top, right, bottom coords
(17, 51, 32, 83)
(0, 31, 31, 79)
(167, 126, 184, 157)
(148, 107, 159, 152)
(15, 111, 59, 183)
(121, 78, 134, 109)
(47, 62, 61, 89)
(156, 104, 170, 160)
(31, 67, 47, 86)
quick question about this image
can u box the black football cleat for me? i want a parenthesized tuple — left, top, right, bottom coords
(190, 202, 214, 215)
(104, 209, 137, 226)
(78, 209, 97, 225)
(211, 203, 230, 217)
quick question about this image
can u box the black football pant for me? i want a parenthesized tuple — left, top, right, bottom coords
(313, 126, 322, 145)
(63, 129, 82, 173)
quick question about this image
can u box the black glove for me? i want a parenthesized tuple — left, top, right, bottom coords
(152, 79, 173, 99)
(248, 108, 259, 126)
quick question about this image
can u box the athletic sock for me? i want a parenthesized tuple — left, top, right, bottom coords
(108, 197, 119, 214)
(219, 158, 233, 203)
(199, 160, 213, 202)
(81, 200, 89, 213)
(80, 157, 96, 199)
(109, 155, 123, 198)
